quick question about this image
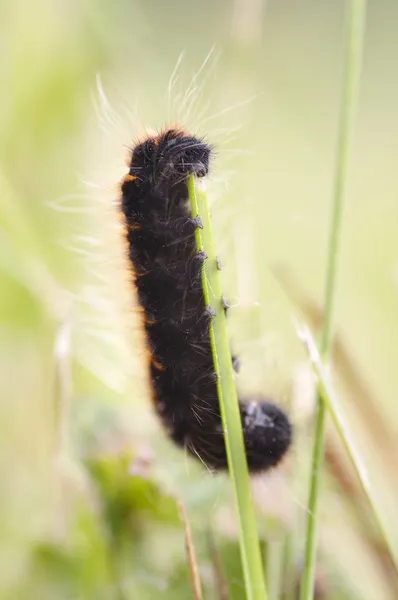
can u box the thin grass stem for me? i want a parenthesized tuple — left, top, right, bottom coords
(188, 175, 267, 600)
(299, 2, 367, 598)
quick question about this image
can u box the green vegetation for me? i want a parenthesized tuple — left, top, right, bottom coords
(188, 174, 267, 599)
(300, 2, 367, 598)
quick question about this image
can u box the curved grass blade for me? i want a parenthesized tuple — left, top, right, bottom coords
(297, 323, 398, 575)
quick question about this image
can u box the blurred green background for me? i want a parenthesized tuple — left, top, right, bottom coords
(1, 1, 397, 598)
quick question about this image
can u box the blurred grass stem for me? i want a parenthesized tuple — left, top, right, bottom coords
(299, 1, 367, 598)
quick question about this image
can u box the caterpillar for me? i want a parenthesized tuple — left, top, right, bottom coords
(121, 127, 292, 473)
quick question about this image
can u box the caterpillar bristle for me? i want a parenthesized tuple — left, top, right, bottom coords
(120, 127, 292, 473)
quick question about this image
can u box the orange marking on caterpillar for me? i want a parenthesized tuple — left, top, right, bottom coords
(119, 173, 137, 193)
(128, 224, 141, 231)
(151, 357, 165, 371)
(145, 316, 156, 325)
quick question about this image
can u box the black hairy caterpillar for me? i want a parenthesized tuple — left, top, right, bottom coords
(121, 128, 291, 472)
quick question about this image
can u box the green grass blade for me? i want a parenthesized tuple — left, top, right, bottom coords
(188, 175, 267, 600)
(300, 1, 367, 598)
(297, 323, 398, 574)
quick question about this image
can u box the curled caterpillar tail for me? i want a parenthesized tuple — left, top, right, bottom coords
(121, 128, 292, 473)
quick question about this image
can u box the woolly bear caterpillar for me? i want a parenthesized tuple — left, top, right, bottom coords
(120, 127, 291, 472)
